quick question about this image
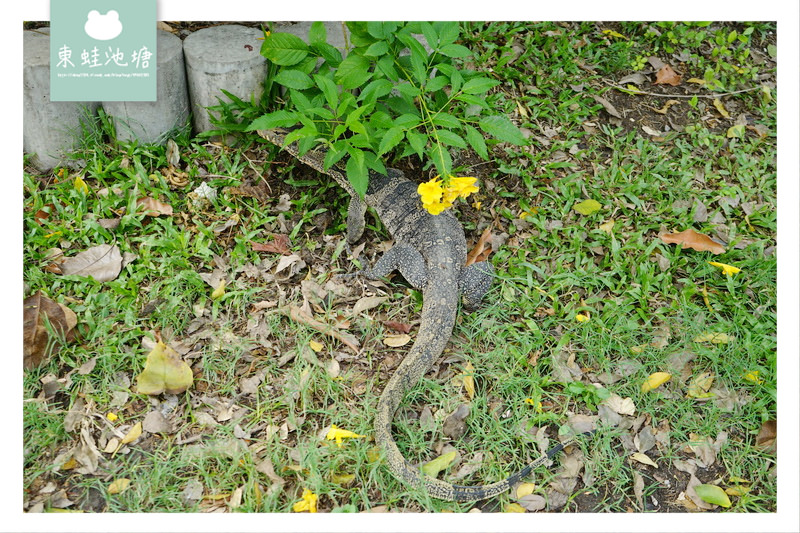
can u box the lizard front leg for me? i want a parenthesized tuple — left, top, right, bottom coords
(458, 261, 494, 311)
(340, 244, 428, 290)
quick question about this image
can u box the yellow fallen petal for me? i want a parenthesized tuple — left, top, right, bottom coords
(108, 478, 131, 495)
(516, 482, 536, 498)
(641, 372, 671, 393)
(292, 488, 318, 513)
(505, 502, 527, 513)
(743, 370, 764, 384)
(708, 261, 741, 276)
(309, 340, 324, 352)
(210, 279, 226, 300)
(325, 424, 365, 447)
(106, 412, 118, 422)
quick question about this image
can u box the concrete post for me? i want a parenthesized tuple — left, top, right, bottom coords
(182, 24, 268, 137)
(103, 30, 190, 145)
(23, 29, 100, 170)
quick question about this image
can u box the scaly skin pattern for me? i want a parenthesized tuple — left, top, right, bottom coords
(258, 128, 589, 501)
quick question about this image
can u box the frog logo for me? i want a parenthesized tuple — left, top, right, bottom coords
(84, 10, 123, 41)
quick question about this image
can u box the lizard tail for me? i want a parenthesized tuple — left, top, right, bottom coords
(374, 285, 593, 502)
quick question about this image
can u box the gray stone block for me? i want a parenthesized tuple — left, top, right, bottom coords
(182, 24, 268, 136)
(23, 29, 100, 171)
(103, 30, 190, 145)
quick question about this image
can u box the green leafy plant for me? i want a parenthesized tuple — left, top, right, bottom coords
(247, 21, 526, 198)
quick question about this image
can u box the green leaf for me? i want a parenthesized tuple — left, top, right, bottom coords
(406, 131, 427, 159)
(461, 76, 500, 94)
(429, 144, 452, 178)
(435, 129, 467, 148)
(314, 74, 339, 110)
(260, 32, 309, 66)
(313, 42, 343, 66)
(436, 21, 461, 46)
(323, 141, 348, 170)
(273, 69, 314, 90)
(368, 110, 394, 129)
(334, 54, 373, 89)
(395, 82, 421, 99)
(378, 127, 405, 156)
(421, 451, 457, 477)
(478, 115, 526, 145)
(247, 110, 299, 131)
(307, 106, 334, 120)
(376, 56, 399, 80)
(420, 21, 438, 50)
(364, 40, 390, 57)
(366, 21, 385, 39)
(694, 484, 732, 508)
(425, 76, 449, 93)
(394, 113, 422, 129)
(455, 94, 489, 108)
(464, 125, 488, 159)
(288, 89, 313, 111)
(431, 112, 461, 129)
(438, 43, 472, 58)
(358, 79, 394, 105)
(308, 21, 327, 45)
(573, 199, 602, 215)
(345, 147, 368, 198)
(363, 150, 386, 175)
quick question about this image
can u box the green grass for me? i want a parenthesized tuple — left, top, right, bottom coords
(23, 21, 776, 513)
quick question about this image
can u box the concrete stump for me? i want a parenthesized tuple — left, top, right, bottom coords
(103, 30, 190, 145)
(23, 29, 99, 171)
(182, 24, 267, 136)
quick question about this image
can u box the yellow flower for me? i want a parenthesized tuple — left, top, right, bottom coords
(325, 424, 365, 447)
(418, 175, 480, 215)
(417, 178, 443, 205)
(106, 412, 118, 422)
(292, 488, 318, 513)
(448, 176, 479, 198)
(576, 312, 590, 322)
(423, 201, 451, 215)
(708, 261, 741, 276)
(524, 398, 543, 412)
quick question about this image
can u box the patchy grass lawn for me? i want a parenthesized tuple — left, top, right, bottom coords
(23, 21, 777, 514)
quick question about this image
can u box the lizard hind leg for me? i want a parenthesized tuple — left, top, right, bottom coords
(458, 261, 494, 311)
(361, 244, 429, 290)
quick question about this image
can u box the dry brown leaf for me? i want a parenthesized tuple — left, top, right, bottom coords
(590, 94, 623, 119)
(352, 295, 388, 315)
(252, 234, 291, 255)
(466, 224, 493, 266)
(755, 419, 776, 453)
(383, 333, 412, 347)
(136, 197, 174, 217)
(654, 64, 682, 86)
(383, 320, 412, 334)
(280, 305, 360, 353)
(60, 243, 124, 281)
(658, 229, 725, 255)
(23, 292, 76, 369)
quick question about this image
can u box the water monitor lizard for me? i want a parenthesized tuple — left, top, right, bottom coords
(258, 127, 590, 502)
